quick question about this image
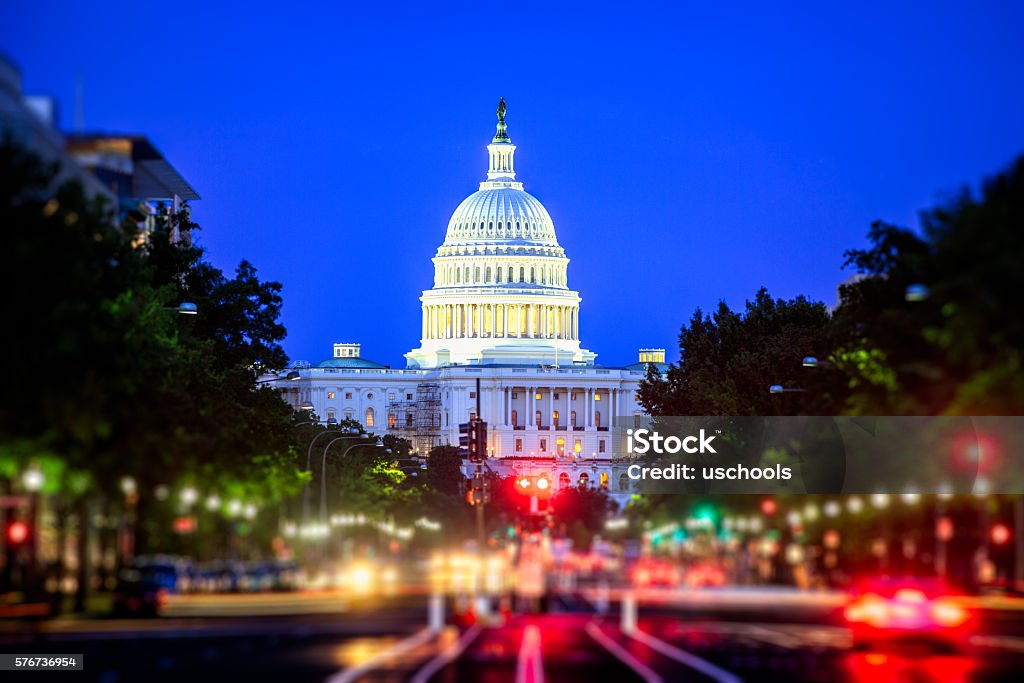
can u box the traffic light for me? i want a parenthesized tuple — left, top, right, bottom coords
(513, 473, 552, 500)
(458, 419, 488, 460)
(6, 520, 29, 546)
(458, 422, 474, 458)
(991, 523, 1011, 546)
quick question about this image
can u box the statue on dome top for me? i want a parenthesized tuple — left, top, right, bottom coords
(497, 97, 506, 123)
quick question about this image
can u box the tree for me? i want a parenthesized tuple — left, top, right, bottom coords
(425, 445, 465, 497)
(835, 155, 1024, 415)
(638, 288, 839, 417)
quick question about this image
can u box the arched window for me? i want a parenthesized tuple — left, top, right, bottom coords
(474, 267, 480, 282)
(618, 473, 629, 492)
(519, 267, 525, 282)
(497, 268, 503, 283)
(365, 407, 375, 427)
(599, 472, 609, 490)
(456, 268, 461, 283)
(508, 266, 513, 282)
(344, 408, 353, 420)
(464, 267, 470, 282)
(485, 267, 491, 282)
(578, 472, 589, 488)
(559, 472, 570, 489)
(530, 267, 535, 283)
(511, 409, 518, 427)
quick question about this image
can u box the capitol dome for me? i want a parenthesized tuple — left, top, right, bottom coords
(405, 99, 595, 370)
(443, 188, 558, 246)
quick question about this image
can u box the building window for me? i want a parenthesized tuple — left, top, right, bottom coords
(599, 472, 609, 490)
(345, 392, 352, 400)
(571, 392, 578, 400)
(327, 391, 335, 399)
(367, 393, 374, 400)
(515, 438, 523, 453)
(535, 392, 542, 400)
(406, 393, 413, 400)
(365, 408, 375, 426)
(388, 392, 396, 401)
(599, 440, 606, 453)
(406, 414, 413, 428)
(578, 472, 589, 488)
(469, 392, 476, 399)
(574, 439, 582, 453)
(344, 408, 353, 420)
(552, 410, 560, 427)
(388, 413, 397, 428)
(554, 392, 560, 400)
(328, 410, 336, 421)
(540, 438, 547, 451)
(595, 393, 602, 401)
(511, 410, 518, 427)
(559, 472, 570, 489)
(556, 439, 565, 456)
(619, 474, 629, 492)
(595, 411, 602, 428)
(571, 410, 577, 427)
(512, 392, 519, 399)
(535, 410, 542, 427)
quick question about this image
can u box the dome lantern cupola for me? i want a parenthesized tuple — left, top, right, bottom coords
(485, 97, 518, 185)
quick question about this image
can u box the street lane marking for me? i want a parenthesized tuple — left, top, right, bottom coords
(410, 625, 482, 683)
(630, 627, 742, 683)
(585, 622, 662, 683)
(516, 624, 545, 683)
(326, 627, 434, 683)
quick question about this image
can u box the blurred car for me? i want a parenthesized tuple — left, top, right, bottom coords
(683, 562, 726, 588)
(112, 568, 169, 616)
(132, 555, 194, 593)
(844, 577, 971, 652)
(630, 559, 680, 588)
(240, 560, 299, 592)
(193, 561, 246, 593)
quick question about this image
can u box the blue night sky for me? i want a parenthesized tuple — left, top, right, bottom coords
(4, 2, 1024, 367)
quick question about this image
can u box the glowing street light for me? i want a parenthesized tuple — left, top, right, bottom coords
(22, 466, 44, 492)
(824, 500, 841, 518)
(847, 496, 863, 514)
(181, 487, 198, 506)
(205, 494, 221, 511)
(871, 493, 890, 509)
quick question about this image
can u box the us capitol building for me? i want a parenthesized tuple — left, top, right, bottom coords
(271, 101, 665, 501)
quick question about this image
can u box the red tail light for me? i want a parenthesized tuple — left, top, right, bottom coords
(845, 593, 889, 626)
(893, 588, 927, 603)
(931, 598, 969, 627)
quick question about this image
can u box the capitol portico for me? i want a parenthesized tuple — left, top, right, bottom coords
(272, 100, 665, 505)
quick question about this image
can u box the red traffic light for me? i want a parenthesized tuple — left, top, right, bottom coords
(516, 476, 532, 492)
(991, 523, 1011, 546)
(6, 520, 29, 545)
(761, 499, 777, 516)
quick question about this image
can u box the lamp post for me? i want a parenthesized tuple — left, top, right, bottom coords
(319, 437, 385, 525)
(22, 465, 44, 597)
(302, 425, 358, 526)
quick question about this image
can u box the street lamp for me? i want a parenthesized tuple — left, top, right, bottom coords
(22, 466, 44, 492)
(319, 436, 384, 525)
(769, 385, 807, 394)
(180, 487, 198, 507)
(303, 426, 363, 525)
(163, 302, 198, 315)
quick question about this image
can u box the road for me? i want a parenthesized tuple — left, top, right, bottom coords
(3, 590, 1024, 681)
